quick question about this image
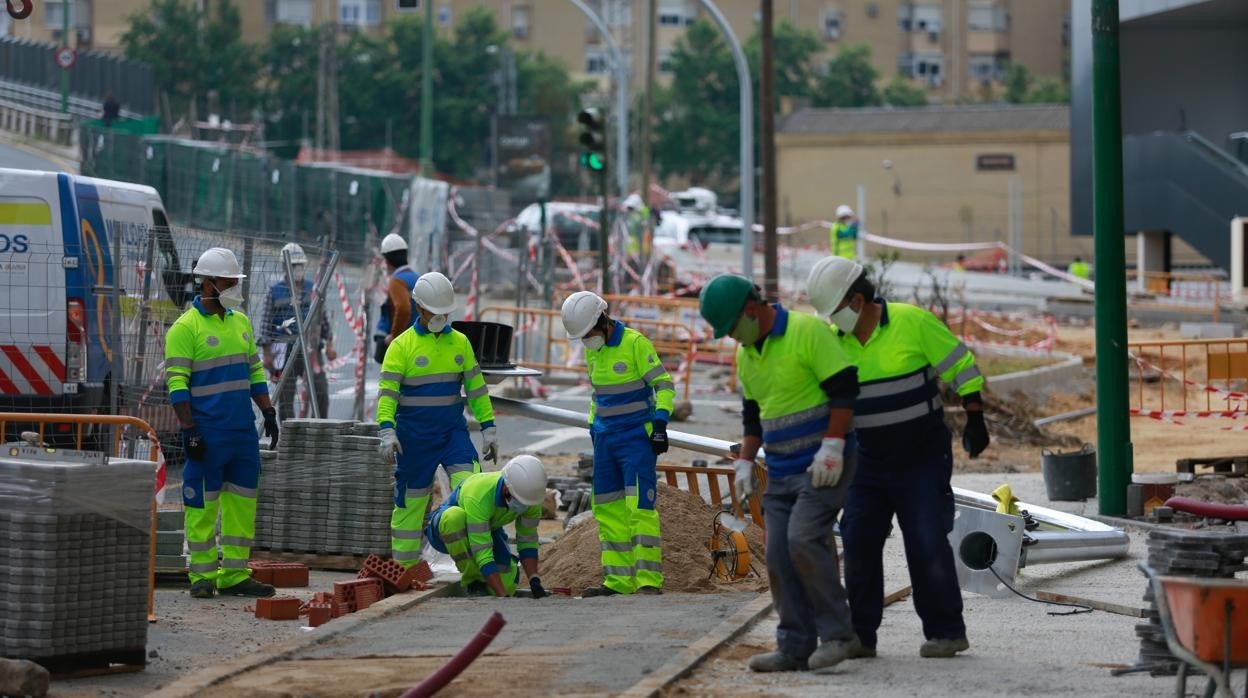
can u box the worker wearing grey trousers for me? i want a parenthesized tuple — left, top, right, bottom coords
(764, 446, 857, 664)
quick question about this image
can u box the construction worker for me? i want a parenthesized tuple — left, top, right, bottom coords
(829, 204, 858, 259)
(426, 455, 549, 598)
(1068, 256, 1091, 280)
(697, 274, 860, 674)
(376, 271, 498, 569)
(560, 291, 674, 597)
(374, 232, 418, 364)
(166, 248, 280, 599)
(259, 242, 336, 420)
(806, 255, 991, 659)
(953, 254, 967, 273)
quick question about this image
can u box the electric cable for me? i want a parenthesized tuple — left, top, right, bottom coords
(988, 565, 1093, 616)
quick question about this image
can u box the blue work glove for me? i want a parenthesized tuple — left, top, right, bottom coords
(650, 420, 669, 455)
(182, 426, 206, 461)
(262, 407, 280, 450)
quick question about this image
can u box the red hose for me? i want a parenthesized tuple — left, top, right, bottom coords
(399, 611, 507, 698)
(1164, 496, 1248, 522)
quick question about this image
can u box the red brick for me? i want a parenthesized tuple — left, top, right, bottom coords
(270, 564, 309, 588)
(360, 554, 420, 594)
(411, 560, 433, 585)
(248, 561, 275, 585)
(255, 596, 302, 621)
(307, 603, 332, 627)
(333, 578, 383, 611)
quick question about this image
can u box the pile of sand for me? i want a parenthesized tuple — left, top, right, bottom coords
(541, 483, 769, 594)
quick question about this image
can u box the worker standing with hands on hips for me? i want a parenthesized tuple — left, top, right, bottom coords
(561, 291, 674, 597)
(376, 271, 498, 569)
(166, 248, 280, 599)
(698, 274, 860, 674)
(806, 255, 990, 659)
(425, 455, 549, 598)
(374, 233, 418, 364)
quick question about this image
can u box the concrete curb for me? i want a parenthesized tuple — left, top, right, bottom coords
(619, 594, 773, 698)
(146, 582, 455, 698)
(982, 349, 1086, 401)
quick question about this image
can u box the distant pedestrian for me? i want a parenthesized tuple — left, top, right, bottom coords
(258, 243, 336, 420)
(102, 93, 120, 127)
(829, 205, 858, 259)
(1068, 256, 1091, 281)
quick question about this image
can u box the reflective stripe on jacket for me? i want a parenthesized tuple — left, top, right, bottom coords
(376, 323, 495, 436)
(165, 296, 268, 432)
(586, 321, 676, 434)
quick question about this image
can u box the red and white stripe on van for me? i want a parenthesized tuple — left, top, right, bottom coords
(0, 343, 67, 395)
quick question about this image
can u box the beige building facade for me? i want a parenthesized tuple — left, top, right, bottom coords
(10, 0, 1069, 104)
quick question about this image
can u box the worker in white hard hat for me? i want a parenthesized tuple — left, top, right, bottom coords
(258, 242, 337, 420)
(560, 290, 675, 597)
(425, 455, 549, 598)
(374, 232, 417, 364)
(165, 247, 279, 600)
(376, 271, 499, 569)
(829, 205, 858, 259)
(805, 255, 989, 659)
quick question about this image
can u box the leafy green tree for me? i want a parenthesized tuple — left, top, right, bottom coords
(812, 44, 882, 108)
(121, 0, 257, 123)
(515, 51, 593, 195)
(258, 25, 320, 156)
(1027, 78, 1069, 104)
(882, 76, 928, 107)
(1003, 63, 1033, 104)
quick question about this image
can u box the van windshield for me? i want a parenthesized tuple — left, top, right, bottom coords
(689, 225, 740, 244)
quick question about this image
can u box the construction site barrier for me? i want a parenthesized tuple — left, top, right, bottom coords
(600, 293, 739, 392)
(657, 463, 765, 531)
(0, 412, 162, 620)
(477, 306, 696, 402)
(1126, 337, 1248, 414)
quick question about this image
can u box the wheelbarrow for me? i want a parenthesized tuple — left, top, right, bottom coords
(1140, 562, 1248, 698)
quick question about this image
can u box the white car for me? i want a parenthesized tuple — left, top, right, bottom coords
(653, 210, 743, 257)
(512, 201, 604, 252)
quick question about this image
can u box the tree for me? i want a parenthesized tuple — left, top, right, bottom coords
(745, 20, 823, 100)
(515, 51, 593, 195)
(812, 44, 882, 108)
(882, 76, 928, 107)
(258, 25, 320, 156)
(1027, 78, 1070, 104)
(1003, 63, 1033, 104)
(121, 0, 257, 124)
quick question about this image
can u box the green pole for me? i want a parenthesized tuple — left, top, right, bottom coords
(1091, 0, 1133, 516)
(60, 0, 70, 113)
(419, 0, 434, 175)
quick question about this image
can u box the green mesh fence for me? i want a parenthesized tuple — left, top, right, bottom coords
(80, 125, 414, 264)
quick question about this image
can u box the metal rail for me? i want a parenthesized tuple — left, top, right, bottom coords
(494, 396, 1131, 566)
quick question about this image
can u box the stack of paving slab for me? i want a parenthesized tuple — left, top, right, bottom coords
(1135, 528, 1248, 673)
(254, 419, 391, 556)
(155, 509, 187, 572)
(0, 446, 154, 664)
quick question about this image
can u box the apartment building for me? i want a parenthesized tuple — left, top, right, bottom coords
(7, 0, 1069, 103)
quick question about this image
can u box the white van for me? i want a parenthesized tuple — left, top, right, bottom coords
(0, 169, 179, 444)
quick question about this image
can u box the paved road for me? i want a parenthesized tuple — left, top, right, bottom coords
(0, 139, 70, 171)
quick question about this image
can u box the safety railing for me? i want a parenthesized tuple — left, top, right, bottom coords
(0, 96, 76, 147)
(0, 412, 162, 620)
(601, 293, 739, 392)
(478, 305, 696, 401)
(1126, 270, 1225, 322)
(657, 463, 765, 530)
(1126, 337, 1248, 415)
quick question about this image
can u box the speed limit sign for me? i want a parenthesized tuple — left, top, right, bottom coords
(54, 47, 77, 70)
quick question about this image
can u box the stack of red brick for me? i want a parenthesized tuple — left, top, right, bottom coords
(251, 556, 432, 626)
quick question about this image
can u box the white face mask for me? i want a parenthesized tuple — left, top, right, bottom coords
(507, 497, 529, 514)
(213, 282, 245, 310)
(292, 265, 306, 284)
(829, 303, 860, 334)
(426, 314, 448, 333)
(582, 334, 605, 351)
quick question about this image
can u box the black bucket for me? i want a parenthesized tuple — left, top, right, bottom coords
(1041, 444, 1097, 501)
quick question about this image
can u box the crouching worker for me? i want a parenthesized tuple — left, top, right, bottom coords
(425, 455, 549, 599)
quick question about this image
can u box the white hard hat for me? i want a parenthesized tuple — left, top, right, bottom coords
(412, 271, 456, 314)
(806, 255, 864, 318)
(560, 291, 607, 339)
(281, 242, 308, 266)
(623, 193, 643, 211)
(836, 205, 854, 219)
(502, 454, 547, 506)
(381, 233, 408, 254)
(193, 247, 246, 279)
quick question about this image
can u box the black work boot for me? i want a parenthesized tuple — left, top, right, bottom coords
(219, 577, 276, 597)
(581, 585, 621, 598)
(190, 580, 215, 599)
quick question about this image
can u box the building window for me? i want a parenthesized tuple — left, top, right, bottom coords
(914, 54, 943, 86)
(897, 4, 913, 31)
(585, 47, 609, 74)
(897, 52, 915, 78)
(512, 5, 530, 39)
(912, 4, 942, 34)
(823, 11, 842, 41)
(266, 0, 313, 27)
(659, 0, 693, 26)
(438, 5, 451, 26)
(967, 2, 1007, 31)
(44, 0, 88, 29)
(340, 0, 382, 26)
(969, 53, 994, 80)
(659, 48, 673, 73)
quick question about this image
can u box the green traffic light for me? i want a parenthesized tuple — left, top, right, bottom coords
(579, 152, 606, 172)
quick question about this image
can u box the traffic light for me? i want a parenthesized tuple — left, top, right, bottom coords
(577, 108, 607, 172)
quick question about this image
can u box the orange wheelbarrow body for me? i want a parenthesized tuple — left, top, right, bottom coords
(1161, 575, 1248, 665)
